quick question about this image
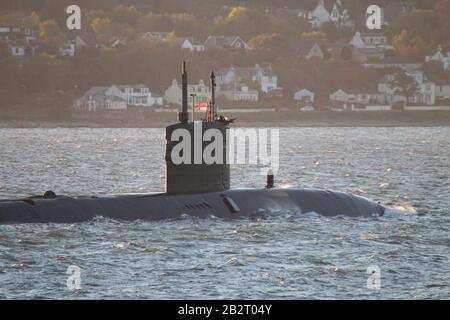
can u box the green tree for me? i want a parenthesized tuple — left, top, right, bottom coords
(389, 71, 419, 105)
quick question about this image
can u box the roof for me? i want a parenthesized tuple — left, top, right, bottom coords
(84, 87, 108, 96)
(176, 37, 204, 46)
(76, 33, 97, 46)
(204, 36, 247, 48)
(296, 40, 327, 56)
(295, 88, 315, 94)
(116, 84, 148, 90)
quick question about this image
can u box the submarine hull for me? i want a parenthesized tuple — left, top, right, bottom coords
(0, 188, 384, 224)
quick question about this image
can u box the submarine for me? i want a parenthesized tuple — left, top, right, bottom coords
(0, 62, 385, 224)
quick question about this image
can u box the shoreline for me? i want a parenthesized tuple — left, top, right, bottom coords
(1, 110, 450, 128)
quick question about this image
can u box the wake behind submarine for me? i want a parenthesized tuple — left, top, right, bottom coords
(0, 62, 385, 224)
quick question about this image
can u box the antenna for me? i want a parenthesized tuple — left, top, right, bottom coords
(210, 70, 216, 120)
(178, 61, 189, 123)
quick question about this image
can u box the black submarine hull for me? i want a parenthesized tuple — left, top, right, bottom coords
(0, 188, 384, 224)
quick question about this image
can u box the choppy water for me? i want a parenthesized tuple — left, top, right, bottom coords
(0, 127, 448, 299)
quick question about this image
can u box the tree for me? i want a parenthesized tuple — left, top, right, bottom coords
(300, 31, 326, 41)
(39, 19, 65, 53)
(91, 17, 113, 34)
(112, 5, 140, 26)
(249, 33, 292, 62)
(340, 46, 353, 61)
(22, 53, 72, 93)
(388, 71, 419, 105)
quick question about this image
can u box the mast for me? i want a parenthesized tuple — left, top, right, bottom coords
(178, 61, 189, 123)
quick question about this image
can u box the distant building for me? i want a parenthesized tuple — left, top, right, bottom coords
(218, 83, 259, 102)
(298, 0, 353, 28)
(74, 33, 98, 49)
(142, 32, 171, 41)
(362, 57, 422, 72)
(330, 86, 382, 108)
(59, 40, 76, 57)
(216, 64, 278, 93)
(176, 37, 205, 52)
(378, 71, 436, 106)
(204, 36, 249, 51)
(435, 83, 450, 102)
(75, 85, 162, 111)
(349, 31, 392, 50)
(8, 40, 26, 58)
(296, 40, 328, 60)
(164, 79, 210, 106)
(425, 45, 450, 71)
(294, 89, 315, 103)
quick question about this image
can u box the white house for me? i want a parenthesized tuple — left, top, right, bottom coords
(164, 79, 210, 106)
(216, 64, 278, 93)
(299, 0, 353, 27)
(378, 71, 436, 106)
(294, 89, 315, 103)
(176, 37, 205, 52)
(219, 83, 259, 102)
(350, 31, 391, 50)
(330, 88, 382, 106)
(9, 40, 26, 58)
(362, 57, 423, 73)
(75, 85, 162, 112)
(435, 83, 450, 101)
(142, 32, 170, 41)
(59, 40, 76, 57)
(204, 36, 250, 51)
(425, 45, 450, 71)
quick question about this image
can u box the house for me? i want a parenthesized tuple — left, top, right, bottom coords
(425, 45, 450, 71)
(299, 0, 353, 27)
(218, 83, 259, 102)
(204, 36, 249, 51)
(8, 40, 26, 58)
(164, 79, 210, 106)
(294, 89, 315, 104)
(297, 40, 328, 60)
(59, 40, 76, 57)
(378, 71, 436, 106)
(142, 32, 170, 41)
(330, 85, 383, 109)
(362, 57, 422, 72)
(96, 35, 128, 49)
(435, 83, 450, 102)
(216, 64, 279, 93)
(349, 31, 391, 50)
(176, 37, 205, 52)
(74, 33, 97, 49)
(74, 87, 127, 112)
(75, 85, 162, 112)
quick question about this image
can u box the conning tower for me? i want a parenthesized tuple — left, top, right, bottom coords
(165, 62, 230, 194)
